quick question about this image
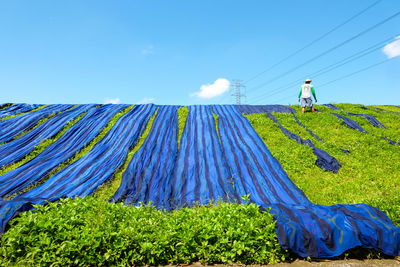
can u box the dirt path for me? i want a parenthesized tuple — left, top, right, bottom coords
(271, 258, 400, 266)
(170, 259, 400, 266)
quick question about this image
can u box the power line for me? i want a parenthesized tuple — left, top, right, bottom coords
(244, 0, 382, 84)
(269, 57, 394, 104)
(318, 58, 391, 88)
(248, 35, 397, 104)
(246, 10, 400, 95)
(230, 80, 246, 105)
(219, 0, 384, 105)
(250, 38, 390, 103)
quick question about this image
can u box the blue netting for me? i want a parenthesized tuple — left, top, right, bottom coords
(212, 105, 399, 257)
(112, 105, 183, 208)
(323, 104, 341, 110)
(0, 104, 398, 258)
(0, 105, 94, 168)
(0, 104, 156, 232)
(0, 103, 12, 110)
(236, 104, 296, 114)
(18, 104, 156, 199)
(170, 105, 239, 208)
(266, 112, 341, 173)
(347, 113, 386, 128)
(331, 113, 398, 145)
(331, 113, 367, 132)
(0, 104, 73, 143)
(325, 104, 386, 128)
(0, 104, 128, 198)
(0, 103, 43, 119)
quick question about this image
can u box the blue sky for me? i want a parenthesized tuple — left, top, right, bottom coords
(0, 0, 399, 105)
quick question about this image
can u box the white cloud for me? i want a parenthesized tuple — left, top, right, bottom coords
(104, 98, 120, 104)
(383, 36, 400, 59)
(141, 45, 154, 55)
(136, 97, 155, 104)
(190, 78, 230, 99)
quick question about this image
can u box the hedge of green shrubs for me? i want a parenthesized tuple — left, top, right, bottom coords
(0, 197, 289, 266)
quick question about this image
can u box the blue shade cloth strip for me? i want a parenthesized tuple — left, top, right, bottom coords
(18, 104, 156, 199)
(0, 104, 398, 258)
(0, 103, 42, 119)
(0, 104, 73, 143)
(236, 104, 323, 142)
(0, 104, 128, 198)
(112, 105, 399, 257)
(265, 112, 341, 173)
(323, 103, 386, 128)
(323, 104, 397, 145)
(0, 105, 95, 168)
(0, 104, 156, 234)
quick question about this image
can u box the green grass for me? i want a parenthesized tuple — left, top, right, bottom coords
(245, 104, 400, 226)
(211, 108, 221, 142)
(0, 197, 288, 266)
(0, 103, 399, 264)
(177, 106, 189, 148)
(335, 103, 400, 143)
(371, 105, 400, 114)
(94, 108, 159, 200)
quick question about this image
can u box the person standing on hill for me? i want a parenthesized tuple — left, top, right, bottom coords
(298, 79, 317, 113)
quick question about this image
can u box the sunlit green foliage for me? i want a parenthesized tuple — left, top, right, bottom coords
(246, 104, 400, 226)
(0, 197, 289, 266)
(177, 106, 189, 148)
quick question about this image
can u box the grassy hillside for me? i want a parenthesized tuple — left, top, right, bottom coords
(0, 103, 399, 265)
(246, 104, 400, 225)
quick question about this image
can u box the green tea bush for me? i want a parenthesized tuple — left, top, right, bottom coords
(0, 197, 289, 266)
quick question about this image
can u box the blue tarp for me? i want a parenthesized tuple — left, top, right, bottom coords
(323, 104, 341, 110)
(0, 104, 398, 258)
(17, 104, 156, 199)
(236, 104, 296, 114)
(347, 113, 386, 128)
(213, 106, 399, 257)
(0, 104, 128, 198)
(0, 103, 11, 109)
(237, 105, 324, 143)
(0, 104, 156, 233)
(321, 104, 397, 145)
(170, 105, 239, 208)
(331, 113, 398, 145)
(112, 105, 182, 208)
(0, 103, 42, 119)
(113, 105, 399, 257)
(0, 104, 73, 143)
(324, 103, 386, 128)
(0, 105, 94, 168)
(331, 113, 367, 132)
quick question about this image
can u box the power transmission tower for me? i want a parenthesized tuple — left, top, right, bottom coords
(231, 79, 246, 105)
